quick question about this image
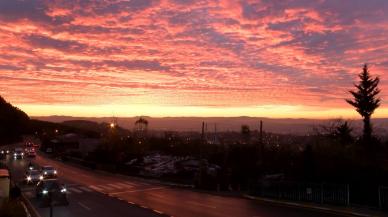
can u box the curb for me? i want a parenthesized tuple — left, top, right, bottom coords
(21, 193, 41, 217)
(243, 195, 383, 217)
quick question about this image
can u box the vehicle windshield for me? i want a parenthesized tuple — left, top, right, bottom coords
(43, 166, 54, 170)
(29, 170, 40, 175)
(41, 180, 61, 190)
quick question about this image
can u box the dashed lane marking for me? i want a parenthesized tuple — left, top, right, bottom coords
(109, 187, 167, 195)
(97, 185, 114, 190)
(89, 185, 104, 191)
(106, 183, 123, 189)
(68, 187, 83, 193)
(78, 202, 91, 211)
(187, 201, 216, 209)
(114, 183, 133, 188)
(79, 186, 93, 192)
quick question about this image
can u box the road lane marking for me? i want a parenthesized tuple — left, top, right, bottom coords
(115, 183, 133, 188)
(106, 183, 123, 189)
(97, 185, 114, 190)
(78, 202, 91, 211)
(68, 187, 83, 193)
(109, 187, 167, 195)
(187, 201, 216, 209)
(153, 210, 164, 214)
(89, 185, 104, 191)
(79, 186, 93, 192)
(148, 192, 166, 199)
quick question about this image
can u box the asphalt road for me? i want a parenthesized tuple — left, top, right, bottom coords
(2, 153, 161, 217)
(2, 145, 349, 217)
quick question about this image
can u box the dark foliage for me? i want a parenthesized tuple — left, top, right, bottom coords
(0, 96, 29, 144)
(346, 64, 381, 141)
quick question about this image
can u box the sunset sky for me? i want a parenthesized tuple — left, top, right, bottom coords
(1, 0, 388, 118)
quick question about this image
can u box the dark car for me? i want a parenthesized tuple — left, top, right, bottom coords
(41, 166, 57, 178)
(13, 148, 24, 160)
(36, 179, 68, 206)
(0, 150, 6, 160)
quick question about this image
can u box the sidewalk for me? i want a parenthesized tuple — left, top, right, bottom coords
(244, 194, 387, 217)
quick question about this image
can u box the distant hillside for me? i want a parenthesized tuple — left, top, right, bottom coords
(32, 115, 388, 135)
(62, 120, 130, 135)
(0, 96, 29, 143)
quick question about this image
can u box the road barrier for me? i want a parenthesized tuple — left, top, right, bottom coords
(379, 186, 388, 210)
(253, 181, 349, 206)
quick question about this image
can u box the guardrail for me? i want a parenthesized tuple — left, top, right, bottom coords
(253, 181, 349, 206)
(379, 186, 388, 210)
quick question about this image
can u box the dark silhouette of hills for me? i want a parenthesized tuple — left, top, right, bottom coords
(32, 115, 388, 135)
(0, 96, 29, 143)
(61, 120, 130, 135)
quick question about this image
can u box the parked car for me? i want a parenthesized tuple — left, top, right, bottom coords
(13, 148, 24, 160)
(41, 166, 57, 178)
(25, 170, 43, 184)
(35, 179, 68, 206)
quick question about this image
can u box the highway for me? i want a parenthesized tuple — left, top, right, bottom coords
(2, 147, 349, 217)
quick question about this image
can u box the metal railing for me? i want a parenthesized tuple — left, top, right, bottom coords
(379, 186, 388, 210)
(254, 181, 349, 206)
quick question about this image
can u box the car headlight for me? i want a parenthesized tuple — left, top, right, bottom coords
(61, 188, 67, 193)
(42, 190, 48, 195)
(54, 170, 57, 174)
(39, 175, 43, 180)
(44, 172, 47, 175)
(21, 153, 24, 156)
(27, 176, 32, 181)
(1, 151, 4, 154)
(14, 153, 17, 156)
(6, 150, 9, 153)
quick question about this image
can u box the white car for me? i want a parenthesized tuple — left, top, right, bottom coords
(41, 166, 58, 178)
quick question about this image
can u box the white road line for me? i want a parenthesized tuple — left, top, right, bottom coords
(115, 183, 133, 188)
(187, 201, 216, 209)
(153, 210, 164, 214)
(124, 181, 138, 186)
(68, 187, 83, 193)
(79, 186, 93, 192)
(106, 183, 123, 189)
(109, 187, 167, 195)
(89, 185, 104, 191)
(78, 202, 91, 211)
(148, 193, 166, 199)
(97, 185, 114, 190)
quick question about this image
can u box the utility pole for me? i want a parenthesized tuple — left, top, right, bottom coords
(259, 120, 264, 163)
(49, 191, 53, 217)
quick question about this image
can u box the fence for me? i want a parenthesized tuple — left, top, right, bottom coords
(379, 186, 388, 210)
(253, 181, 349, 206)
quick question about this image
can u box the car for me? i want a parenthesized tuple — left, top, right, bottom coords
(25, 169, 43, 184)
(26, 148, 36, 158)
(41, 166, 57, 178)
(13, 148, 24, 159)
(0, 151, 5, 160)
(35, 179, 68, 206)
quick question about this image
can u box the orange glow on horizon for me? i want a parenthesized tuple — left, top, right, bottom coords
(0, 1, 387, 118)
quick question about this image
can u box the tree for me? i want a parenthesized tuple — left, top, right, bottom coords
(240, 125, 250, 142)
(346, 64, 381, 142)
(334, 121, 353, 145)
